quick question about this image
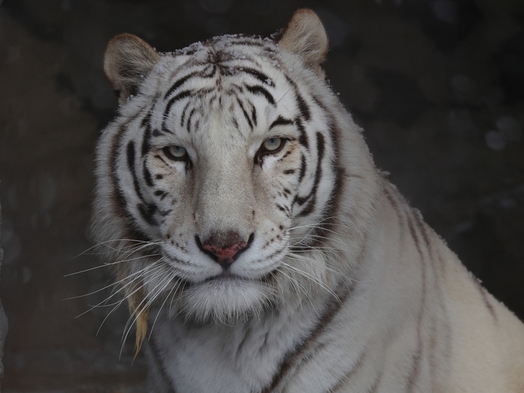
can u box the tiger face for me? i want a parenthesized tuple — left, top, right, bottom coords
(94, 11, 350, 324)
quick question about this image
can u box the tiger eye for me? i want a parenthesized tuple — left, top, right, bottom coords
(263, 138, 283, 152)
(163, 145, 187, 160)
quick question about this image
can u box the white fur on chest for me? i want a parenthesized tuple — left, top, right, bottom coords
(150, 300, 323, 393)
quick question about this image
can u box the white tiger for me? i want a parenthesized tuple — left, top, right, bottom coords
(92, 9, 524, 393)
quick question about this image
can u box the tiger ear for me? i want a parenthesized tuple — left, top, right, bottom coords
(277, 9, 329, 77)
(104, 34, 160, 105)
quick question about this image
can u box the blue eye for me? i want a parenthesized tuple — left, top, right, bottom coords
(163, 145, 187, 160)
(262, 138, 283, 152)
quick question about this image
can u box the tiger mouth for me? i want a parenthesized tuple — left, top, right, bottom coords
(203, 271, 253, 283)
(198, 270, 276, 286)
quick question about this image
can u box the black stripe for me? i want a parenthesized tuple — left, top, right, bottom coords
(143, 163, 153, 187)
(276, 204, 287, 214)
(154, 190, 167, 199)
(297, 154, 307, 183)
(127, 141, 158, 225)
(186, 108, 196, 133)
(286, 76, 311, 121)
(245, 84, 275, 105)
(164, 72, 199, 99)
(295, 118, 309, 150)
(236, 97, 253, 129)
(180, 101, 191, 128)
(141, 127, 151, 157)
(239, 67, 274, 87)
(137, 202, 158, 226)
(296, 133, 325, 217)
(158, 208, 173, 216)
(163, 90, 193, 132)
(269, 116, 294, 129)
(200, 63, 218, 78)
(127, 141, 143, 201)
(232, 116, 239, 129)
(110, 121, 152, 242)
(312, 118, 345, 246)
(250, 103, 258, 127)
(140, 108, 155, 187)
(295, 91, 311, 121)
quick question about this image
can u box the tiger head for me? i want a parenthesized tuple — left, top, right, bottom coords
(93, 9, 378, 334)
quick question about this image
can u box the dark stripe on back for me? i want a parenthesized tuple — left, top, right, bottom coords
(473, 278, 498, 323)
(406, 212, 427, 393)
(407, 213, 424, 260)
(383, 185, 400, 211)
(414, 211, 433, 258)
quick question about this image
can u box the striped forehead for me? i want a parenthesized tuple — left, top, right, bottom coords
(150, 39, 290, 139)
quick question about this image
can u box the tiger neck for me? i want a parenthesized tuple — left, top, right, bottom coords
(148, 283, 345, 393)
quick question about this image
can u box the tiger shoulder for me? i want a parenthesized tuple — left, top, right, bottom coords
(92, 8, 524, 393)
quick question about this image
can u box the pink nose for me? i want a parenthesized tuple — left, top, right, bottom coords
(197, 232, 253, 267)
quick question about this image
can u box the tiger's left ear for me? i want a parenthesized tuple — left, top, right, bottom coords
(104, 33, 160, 105)
(277, 9, 329, 78)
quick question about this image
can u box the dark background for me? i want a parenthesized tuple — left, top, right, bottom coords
(1, 0, 523, 391)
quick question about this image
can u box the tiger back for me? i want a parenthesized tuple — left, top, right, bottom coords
(92, 9, 524, 392)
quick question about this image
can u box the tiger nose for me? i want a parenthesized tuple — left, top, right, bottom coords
(196, 232, 254, 268)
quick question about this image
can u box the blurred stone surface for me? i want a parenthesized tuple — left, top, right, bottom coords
(0, 200, 7, 382)
(0, 0, 523, 391)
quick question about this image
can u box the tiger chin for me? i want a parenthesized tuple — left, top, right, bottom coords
(92, 8, 524, 393)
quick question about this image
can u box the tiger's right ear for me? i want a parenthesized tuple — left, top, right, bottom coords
(104, 34, 160, 105)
